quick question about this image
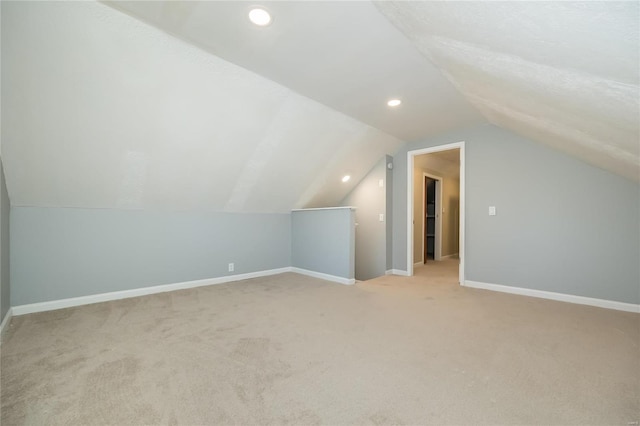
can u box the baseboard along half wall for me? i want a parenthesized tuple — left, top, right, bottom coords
(290, 267, 355, 285)
(11, 267, 356, 316)
(11, 268, 292, 316)
(463, 280, 640, 313)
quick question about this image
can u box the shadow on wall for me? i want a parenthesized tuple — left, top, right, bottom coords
(340, 155, 392, 281)
(448, 196, 459, 257)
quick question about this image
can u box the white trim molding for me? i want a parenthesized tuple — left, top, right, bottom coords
(386, 269, 410, 277)
(463, 280, 640, 313)
(0, 308, 13, 344)
(414, 262, 424, 268)
(291, 267, 355, 285)
(12, 268, 292, 316)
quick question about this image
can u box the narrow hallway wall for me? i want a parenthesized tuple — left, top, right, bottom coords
(341, 156, 391, 280)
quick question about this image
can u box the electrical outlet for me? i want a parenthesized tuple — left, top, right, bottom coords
(228, 263, 234, 272)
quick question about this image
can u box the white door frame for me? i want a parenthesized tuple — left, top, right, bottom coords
(407, 142, 465, 283)
(421, 172, 443, 262)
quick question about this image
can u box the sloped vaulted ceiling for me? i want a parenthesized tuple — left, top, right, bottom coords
(3, 1, 408, 212)
(2, 1, 638, 216)
(104, 0, 482, 143)
(375, 1, 640, 181)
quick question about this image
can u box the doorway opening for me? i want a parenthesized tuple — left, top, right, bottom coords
(407, 142, 465, 283)
(422, 173, 442, 263)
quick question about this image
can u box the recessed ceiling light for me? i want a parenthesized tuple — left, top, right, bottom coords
(342, 175, 351, 183)
(387, 99, 402, 107)
(249, 8, 272, 26)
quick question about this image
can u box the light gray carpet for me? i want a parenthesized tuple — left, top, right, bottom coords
(1, 260, 639, 425)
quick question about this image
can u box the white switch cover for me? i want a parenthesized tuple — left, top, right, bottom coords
(379, 214, 384, 222)
(489, 206, 496, 216)
(379, 179, 384, 188)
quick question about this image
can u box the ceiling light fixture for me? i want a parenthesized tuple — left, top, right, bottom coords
(249, 8, 272, 26)
(342, 175, 351, 183)
(387, 99, 402, 107)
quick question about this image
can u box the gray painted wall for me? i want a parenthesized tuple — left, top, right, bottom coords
(291, 208, 355, 280)
(0, 160, 10, 321)
(11, 208, 291, 305)
(341, 157, 388, 280)
(392, 124, 640, 304)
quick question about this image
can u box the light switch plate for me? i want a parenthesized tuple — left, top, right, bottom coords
(489, 206, 496, 216)
(379, 214, 384, 222)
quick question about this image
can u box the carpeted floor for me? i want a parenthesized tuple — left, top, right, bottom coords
(1, 260, 638, 425)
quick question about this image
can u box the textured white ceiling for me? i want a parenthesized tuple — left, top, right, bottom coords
(2, 1, 403, 212)
(376, 1, 640, 181)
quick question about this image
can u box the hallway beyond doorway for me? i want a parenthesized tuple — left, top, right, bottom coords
(413, 258, 459, 284)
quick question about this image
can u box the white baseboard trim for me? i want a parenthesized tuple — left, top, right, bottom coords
(386, 269, 409, 276)
(463, 280, 640, 313)
(290, 267, 355, 285)
(440, 253, 459, 260)
(0, 308, 13, 344)
(12, 268, 292, 316)
(414, 262, 424, 267)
